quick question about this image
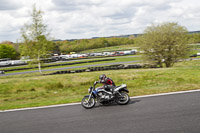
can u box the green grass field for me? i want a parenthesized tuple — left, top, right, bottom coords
(0, 59, 200, 110)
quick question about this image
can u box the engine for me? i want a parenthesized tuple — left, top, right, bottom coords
(98, 91, 111, 100)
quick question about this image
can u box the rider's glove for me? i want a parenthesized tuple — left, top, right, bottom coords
(94, 81, 100, 84)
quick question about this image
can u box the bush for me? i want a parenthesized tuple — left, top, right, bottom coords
(0, 44, 17, 59)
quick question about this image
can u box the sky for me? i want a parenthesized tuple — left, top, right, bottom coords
(0, 0, 200, 42)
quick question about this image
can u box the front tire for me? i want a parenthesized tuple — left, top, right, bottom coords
(117, 92, 130, 105)
(81, 96, 96, 109)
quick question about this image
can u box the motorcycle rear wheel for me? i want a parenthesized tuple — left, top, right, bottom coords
(117, 92, 130, 105)
(81, 96, 96, 109)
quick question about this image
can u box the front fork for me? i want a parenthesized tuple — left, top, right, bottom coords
(87, 93, 92, 103)
(87, 92, 95, 104)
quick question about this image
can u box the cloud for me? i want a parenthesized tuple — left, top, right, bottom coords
(0, 0, 22, 10)
(50, 0, 100, 12)
(0, 0, 200, 42)
(47, 0, 184, 39)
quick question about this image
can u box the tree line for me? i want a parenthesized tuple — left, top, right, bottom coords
(56, 37, 135, 54)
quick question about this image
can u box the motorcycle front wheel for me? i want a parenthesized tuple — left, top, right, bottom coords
(81, 96, 96, 109)
(117, 92, 130, 105)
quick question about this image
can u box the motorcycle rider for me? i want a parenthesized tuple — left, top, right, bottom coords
(95, 74, 116, 93)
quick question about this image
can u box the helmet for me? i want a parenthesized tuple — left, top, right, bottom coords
(99, 74, 106, 81)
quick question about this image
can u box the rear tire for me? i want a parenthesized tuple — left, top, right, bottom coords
(117, 92, 130, 105)
(81, 96, 96, 109)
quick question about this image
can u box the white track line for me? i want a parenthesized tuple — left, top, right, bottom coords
(0, 103, 81, 113)
(1, 89, 200, 113)
(132, 89, 200, 99)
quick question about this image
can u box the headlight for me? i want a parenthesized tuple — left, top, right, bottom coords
(88, 86, 92, 93)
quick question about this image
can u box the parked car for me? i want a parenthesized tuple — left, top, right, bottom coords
(59, 55, 72, 60)
(0, 61, 11, 67)
(0, 70, 4, 74)
(94, 53, 103, 56)
(71, 54, 78, 58)
(119, 51, 124, 55)
(51, 55, 60, 61)
(190, 54, 197, 57)
(123, 51, 132, 55)
(89, 53, 95, 56)
(77, 54, 83, 58)
(103, 52, 112, 56)
(81, 54, 88, 57)
(10, 60, 27, 65)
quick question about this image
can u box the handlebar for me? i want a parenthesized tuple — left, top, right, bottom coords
(94, 81, 100, 85)
(93, 81, 100, 89)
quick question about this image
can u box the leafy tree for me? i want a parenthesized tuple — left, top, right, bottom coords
(137, 22, 190, 67)
(20, 5, 54, 74)
(0, 44, 17, 59)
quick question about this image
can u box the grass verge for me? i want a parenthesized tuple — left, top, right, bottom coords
(0, 60, 200, 110)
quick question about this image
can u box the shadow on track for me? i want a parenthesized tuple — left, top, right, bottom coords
(93, 99, 141, 108)
(129, 99, 141, 105)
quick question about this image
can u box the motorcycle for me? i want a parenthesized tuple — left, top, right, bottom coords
(81, 81, 130, 109)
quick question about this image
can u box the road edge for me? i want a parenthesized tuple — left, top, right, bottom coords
(1, 89, 200, 113)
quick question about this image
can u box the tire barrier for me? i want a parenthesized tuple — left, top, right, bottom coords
(0, 59, 115, 73)
(142, 63, 158, 68)
(124, 64, 142, 69)
(48, 63, 158, 75)
(87, 64, 125, 72)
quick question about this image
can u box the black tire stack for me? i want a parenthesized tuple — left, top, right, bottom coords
(47, 63, 158, 75)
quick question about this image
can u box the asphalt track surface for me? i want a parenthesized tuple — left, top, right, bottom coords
(1, 91, 200, 133)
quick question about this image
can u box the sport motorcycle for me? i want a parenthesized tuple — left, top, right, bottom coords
(81, 81, 130, 109)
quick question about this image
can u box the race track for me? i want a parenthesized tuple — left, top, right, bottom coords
(1, 91, 200, 133)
